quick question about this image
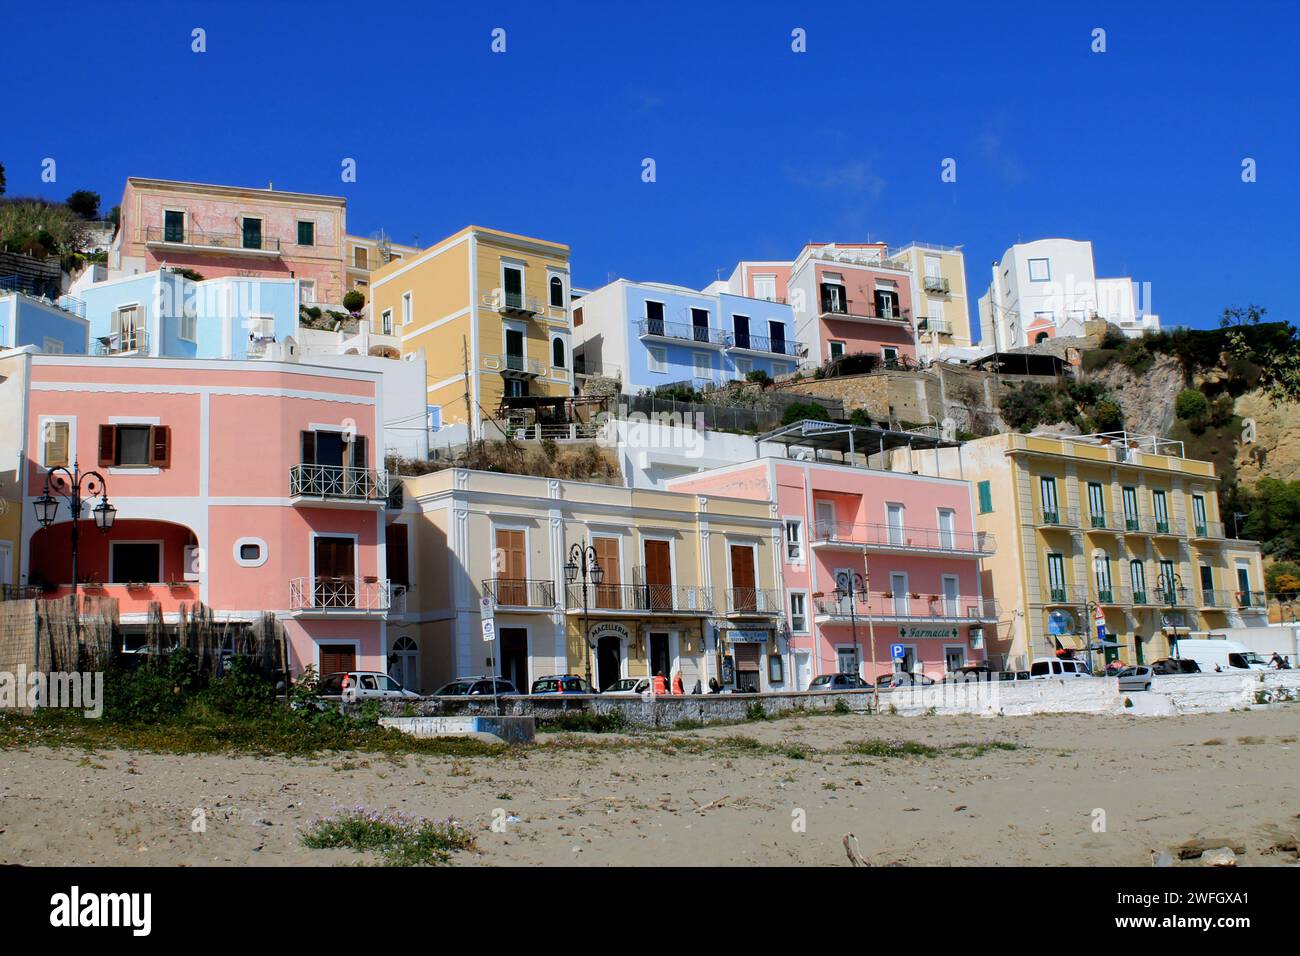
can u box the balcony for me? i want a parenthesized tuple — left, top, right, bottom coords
(811, 520, 995, 556)
(481, 577, 557, 610)
(818, 298, 912, 327)
(922, 275, 951, 295)
(0, 274, 86, 317)
(1084, 512, 1122, 534)
(724, 587, 783, 617)
(289, 463, 389, 507)
(144, 225, 282, 256)
(1129, 588, 1153, 606)
(1235, 590, 1268, 610)
(917, 316, 952, 335)
(95, 329, 149, 356)
(637, 318, 731, 349)
(727, 332, 801, 358)
(1043, 586, 1075, 605)
(1153, 586, 1191, 607)
(481, 352, 544, 378)
(1149, 516, 1183, 537)
(1199, 589, 1224, 608)
(1036, 506, 1080, 529)
(813, 592, 997, 623)
(1093, 587, 1130, 606)
(1191, 520, 1225, 541)
(288, 577, 395, 615)
(566, 582, 713, 615)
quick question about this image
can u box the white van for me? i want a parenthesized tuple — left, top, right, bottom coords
(1029, 658, 1092, 679)
(1174, 639, 1268, 673)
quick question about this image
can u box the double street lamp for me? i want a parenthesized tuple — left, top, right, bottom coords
(564, 543, 603, 687)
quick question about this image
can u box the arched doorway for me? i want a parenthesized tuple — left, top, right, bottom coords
(596, 635, 623, 690)
(389, 636, 419, 692)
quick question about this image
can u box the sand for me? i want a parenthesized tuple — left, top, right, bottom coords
(1, 708, 1297, 866)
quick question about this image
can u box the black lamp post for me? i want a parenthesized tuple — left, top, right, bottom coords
(1164, 571, 1183, 657)
(33, 460, 115, 648)
(833, 570, 866, 680)
(565, 542, 603, 687)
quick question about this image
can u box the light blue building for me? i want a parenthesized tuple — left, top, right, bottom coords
(571, 279, 802, 393)
(75, 268, 299, 359)
(0, 277, 90, 354)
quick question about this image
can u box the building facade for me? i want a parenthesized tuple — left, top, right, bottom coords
(19, 354, 398, 674)
(670, 457, 994, 687)
(888, 242, 974, 361)
(369, 227, 573, 433)
(571, 279, 801, 392)
(395, 469, 784, 694)
(977, 238, 1161, 349)
(0, 281, 89, 355)
(946, 431, 1266, 670)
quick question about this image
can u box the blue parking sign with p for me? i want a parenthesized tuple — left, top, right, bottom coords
(890, 643, 905, 661)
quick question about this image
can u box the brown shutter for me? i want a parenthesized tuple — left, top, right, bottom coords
(644, 539, 672, 610)
(593, 536, 620, 609)
(149, 425, 171, 467)
(351, 434, 368, 470)
(98, 424, 116, 467)
(730, 544, 757, 611)
(300, 430, 315, 464)
(494, 529, 526, 605)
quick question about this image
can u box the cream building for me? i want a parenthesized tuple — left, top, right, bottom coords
(890, 242, 975, 360)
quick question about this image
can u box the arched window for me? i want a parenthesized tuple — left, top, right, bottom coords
(389, 636, 419, 691)
(549, 275, 564, 308)
(552, 337, 566, 369)
(1034, 332, 1049, 345)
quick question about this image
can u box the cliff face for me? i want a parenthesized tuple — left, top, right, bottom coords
(1232, 390, 1300, 488)
(1079, 354, 1185, 439)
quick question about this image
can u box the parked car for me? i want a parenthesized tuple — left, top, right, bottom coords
(997, 670, 1032, 682)
(319, 671, 419, 700)
(1173, 638, 1269, 673)
(1117, 665, 1155, 692)
(530, 675, 595, 694)
(876, 672, 936, 689)
(431, 676, 518, 696)
(602, 677, 651, 696)
(808, 673, 870, 690)
(943, 664, 995, 682)
(1028, 659, 1092, 679)
(1150, 657, 1201, 676)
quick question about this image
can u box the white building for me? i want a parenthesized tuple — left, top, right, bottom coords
(978, 238, 1160, 349)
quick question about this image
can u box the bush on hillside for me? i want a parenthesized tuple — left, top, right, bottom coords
(1175, 388, 1209, 421)
(781, 401, 830, 425)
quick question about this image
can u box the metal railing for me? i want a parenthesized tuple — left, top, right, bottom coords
(1153, 585, 1191, 607)
(1084, 511, 1122, 532)
(812, 520, 994, 555)
(566, 582, 713, 614)
(95, 329, 149, 355)
(0, 275, 86, 317)
(144, 224, 281, 252)
(728, 332, 800, 356)
(1199, 589, 1223, 607)
(1191, 520, 1225, 539)
(1236, 590, 1268, 609)
(1036, 506, 1080, 528)
(638, 318, 731, 347)
(511, 422, 603, 441)
(1044, 586, 1074, 604)
(289, 576, 393, 612)
(819, 298, 911, 323)
(480, 353, 545, 376)
(918, 317, 952, 334)
(724, 587, 783, 615)
(922, 275, 951, 294)
(482, 577, 557, 609)
(1128, 587, 1153, 606)
(289, 463, 388, 502)
(814, 593, 997, 621)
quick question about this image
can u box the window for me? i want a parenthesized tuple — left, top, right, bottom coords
(753, 275, 777, 301)
(297, 221, 315, 247)
(1046, 553, 1067, 602)
(234, 537, 269, 568)
(874, 289, 900, 319)
(692, 308, 712, 343)
(1028, 258, 1051, 282)
(401, 292, 413, 326)
(427, 406, 442, 431)
(163, 209, 185, 243)
(549, 275, 565, 308)
(381, 309, 393, 335)
(1151, 489, 1169, 531)
(734, 357, 752, 379)
(551, 336, 566, 369)
(110, 542, 161, 584)
(882, 346, 900, 366)
(99, 424, 170, 468)
(1158, 559, 1177, 596)
(573, 306, 583, 327)
(178, 309, 197, 343)
(42, 337, 64, 354)
(693, 352, 711, 383)
(353, 246, 369, 269)
(1129, 560, 1147, 601)
(784, 520, 803, 561)
(1192, 494, 1208, 535)
(502, 265, 524, 309)
(647, 346, 667, 373)
(299, 280, 316, 304)
(768, 319, 787, 354)
(789, 592, 808, 632)
(241, 217, 263, 250)
(111, 304, 143, 353)
(239, 543, 261, 561)
(820, 282, 846, 314)
(1122, 486, 1139, 529)
(828, 340, 846, 360)
(1040, 476, 1059, 522)
(1087, 482, 1106, 527)
(41, 419, 71, 468)
(886, 503, 905, 545)
(977, 480, 993, 514)
(1094, 554, 1113, 601)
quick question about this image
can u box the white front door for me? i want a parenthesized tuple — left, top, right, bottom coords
(938, 508, 956, 549)
(815, 500, 837, 540)
(886, 503, 905, 545)
(0, 543, 11, 587)
(793, 651, 811, 690)
(891, 572, 909, 616)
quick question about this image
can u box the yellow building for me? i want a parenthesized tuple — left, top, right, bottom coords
(368, 227, 573, 434)
(391, 469, 784, 693)
(344, 233, 421, 298)
(945, 431, 1267, 669)
(891, 242, 975, 360)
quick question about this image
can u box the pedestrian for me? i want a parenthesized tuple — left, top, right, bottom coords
(691, 679, 702, 695)
(652, 670, 668, 695)
(672, 671, 685, 695)
(1270, 652, 1286, 669)
(708, 677, 721, 694)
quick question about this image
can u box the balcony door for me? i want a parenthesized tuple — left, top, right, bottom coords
(891, 572, 909, 616)
(1192, 495, 1208, 535)
(645, 300, 665, 336)
(314, 536, 356, 608)
(874, 289, 899, 319)
(733, 314, 750, 350)
(815, 500, 836, 540)
(729, 544, 756, 611)
(768, 320, 786, 355)
(643, 539, 672, 611)
(942, 574, 959, 616)
(164, 209, 185, 243)
(1129, 560, 1147, 602)
(1087, 482, 1106, 527)
(820, 281, 845, 314)
(1040, 476, 1059, 522)
(593, 536, 621, 610)
(503, 265, 524, 310)
(938, 508, 956, 549)
(1094, 555, 1113, 602)
(1046, 553, 1067, 602)
(504, 327, 525, 372)
(886, 503, 905, 545)
(494, 529, 526, 605)
(241, 217, 263, 250)
(1122, 486, 1139, 529)
(1152, 490, 1169, 531)
(691, 308, 711, 344)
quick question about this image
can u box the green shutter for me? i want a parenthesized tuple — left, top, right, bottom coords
(977, 480, 993, 514)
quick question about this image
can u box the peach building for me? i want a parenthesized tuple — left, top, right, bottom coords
(19, 353, 401, 675)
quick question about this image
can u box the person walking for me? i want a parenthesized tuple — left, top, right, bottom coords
(672, 671, 685, 695)
(652, 670, 669, 695)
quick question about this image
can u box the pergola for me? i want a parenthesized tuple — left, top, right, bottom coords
(753, 419, 965, 477)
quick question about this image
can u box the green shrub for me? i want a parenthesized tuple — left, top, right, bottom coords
(1175, 389, 1209, 421)
(744, 369, 773, 388)
(782, 401, 830, 425)
(342, 289, 365, 313)
(301, 808, 476, 866)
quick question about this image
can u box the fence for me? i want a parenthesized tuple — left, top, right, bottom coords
(620, 388, 846, 434)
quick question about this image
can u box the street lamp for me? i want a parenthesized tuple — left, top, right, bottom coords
(565, 542, 603, 687)
(833, 570, 866, 680)
(33, 460, 115, 648)
(1164, 571, 1184, 658)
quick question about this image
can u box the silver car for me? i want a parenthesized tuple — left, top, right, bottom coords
(1116, 665, 1154, 692)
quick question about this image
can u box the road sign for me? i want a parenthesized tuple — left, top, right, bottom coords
(480, 596, 495, 621)
(481, 618, 495, 642)
(890, 643, 905, 661)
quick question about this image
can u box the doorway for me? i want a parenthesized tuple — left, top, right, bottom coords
(319, 643, 356, 675)
(389, 636, 419, 691)
(729, 544, 756, 611)
(596, 636, 623, 690)
(648, 631, 673, 681)
(734, 642, 761, 692)
(499, 628, 528, 692)
(643, 540, 672, 610)
(313, 535, 356, 607)
(793, 651, 812, 690)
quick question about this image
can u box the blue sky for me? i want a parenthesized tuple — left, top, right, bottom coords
(6, 0, 1297, 335)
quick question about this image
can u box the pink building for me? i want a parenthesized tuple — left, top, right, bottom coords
(669, 455, 995, 687)
(22, 354, 400, 676)
(111, 178, 348, 306)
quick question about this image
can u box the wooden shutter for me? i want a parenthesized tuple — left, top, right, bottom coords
(495, 529, 526, 605)
(98, 424, 116, 467)
(300, 430, 315, 465)
(593, 536, 620, 609)
(350, 434, 368, 470)
(149, 425, 171, 467)
(730, 544, 756, 611)
(644, 539, 672, 610)
(386, 523, 409, 587)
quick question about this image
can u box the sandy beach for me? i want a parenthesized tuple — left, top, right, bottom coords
(1, 708, 1297, 867)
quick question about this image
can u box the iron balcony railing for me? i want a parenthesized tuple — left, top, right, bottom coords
(1044, 585, 1074, 604)
(289, 463, 389, 502)
(566, 582, 713, 614)
(145, 224, 282, 252)
(918, 316, 952, 334)
(728, 332, 800, 357)
(1199, 589, 1224, 607)
(289, 577, 394, 612)
(1036, 506, 1080, 528)
(481, 577, 557, 609)
(818, 298, 911, 324)
(1129, 587, 1153, 606)
(1149, 515, 1182, 536)
(481, 353, 545, 376)
(814, 593, 997, 621)
(1191, 520, 1225, 539)
(812, 520, 995, 555)
(1153, 585, 1191, 607)
(922, 275, 951, 294)
(637, 318, 731, 347)
(95, 329, 149, 356)
(725, 587, 783, 615)
(1085, 511, 1122, 532)
(1236, 590, 1268, 609)
(1093, 586, 1134, 606)
(0, 274, 86, 317)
